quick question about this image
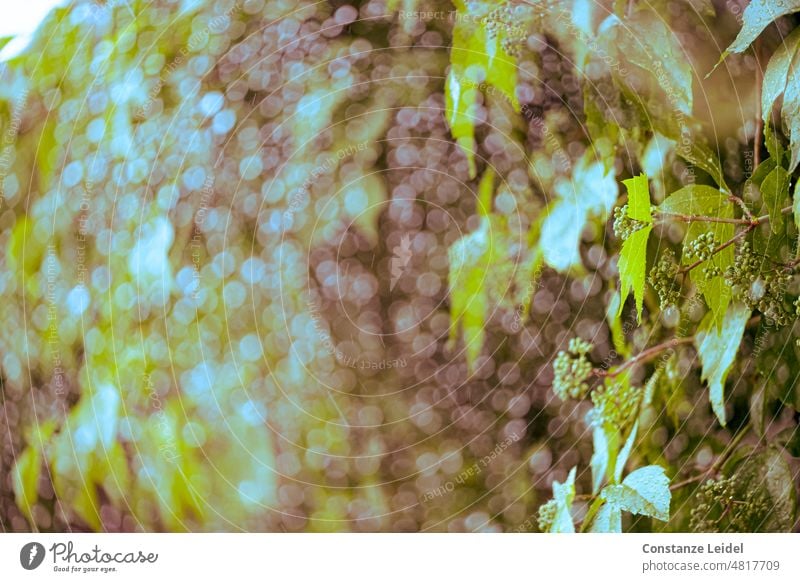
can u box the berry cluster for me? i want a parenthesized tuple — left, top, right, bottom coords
(483, 3, 528, 57)
(591, 381, 642, 430)
(684, 232, 716, 262)
(724, 242, 793, 326)
(701, 264, 722, 281)
(689, 476, 771, 533)
(536, 498, 558, 532)
(552, 338, 594, 401)
(649, 249, 680, 309)
(612, 205, 649, 240)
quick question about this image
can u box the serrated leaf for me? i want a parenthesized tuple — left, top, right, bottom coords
(661, 185, 735, 329)
(761, 165, 791, 233)
(618, 226, 652, 323)
(617, 174, 652, 322)
(695, 302, 750, 426)
(601, 465, 671, 521)
(550, 466, 577, 533)
(624, 173, 652, 222)
(590, 501, 622, 533)
(723, 0, 800, 57)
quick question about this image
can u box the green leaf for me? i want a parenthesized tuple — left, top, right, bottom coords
(659, 184, 731, 216)
(751, 157, 778, 187)
(761, 165, 791, 233)
(781, 49, 800, 171)
(12, 448, 41, 523)
(540, 156, 618, 272)
(695, 302, 751, 426)
(617, 174, 652, 323)
(445, 5, 519, 178)
(550, 466, 577, 533)
(777, 425, 800, 456)
(601, 465, 671, 521)
(661, 185, 735, 329)
(794, 180, 800, 236)
(723, 0, 800, 57)
(477, 167, 495, 218)
(618, 227, 652, 323)
(620, 10, 693, 115)
(444, 73, 478, 179)
(583, 84, 620, 170)
(606, 283, 631, 358)
(728, 447, 797, 532)
(615, 420, 639, 483)
(624, 173, 652, 222)
(648, 114, 729, 190)
(590, 421, 618, 495)
(448, 221, 489, 369)
(11, 420, 56, 525)
(447, 217, 508, 370)
(590, 501, 622, 533)
(762, 27, 800, 123)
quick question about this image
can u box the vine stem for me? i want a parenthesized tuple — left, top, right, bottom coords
(657, 204, 792, 231)
(678, 227, 752, 275)
(677, 206, 793, 275)
(579, 496, 606, 533)
(655, 212, 752, 225)
(593, 336, 694, 378)
(669, 424, 752, 491)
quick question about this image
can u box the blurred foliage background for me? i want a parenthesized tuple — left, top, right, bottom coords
(0, 0, 798, 533)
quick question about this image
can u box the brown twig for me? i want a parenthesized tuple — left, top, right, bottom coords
(677, 206, 793, 275)
(593, 336, 695, 378)
(678, 227, 753, 275)
(655, 212, 753, 225)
